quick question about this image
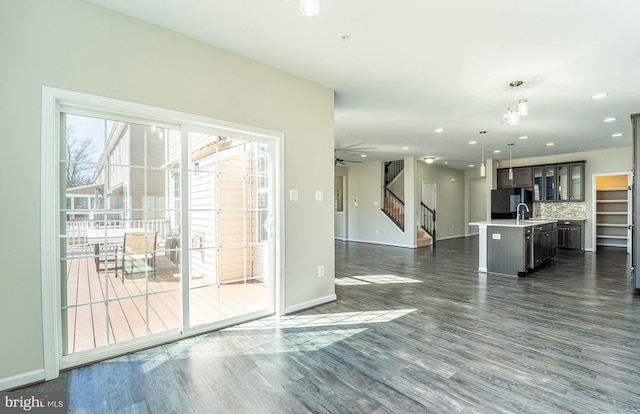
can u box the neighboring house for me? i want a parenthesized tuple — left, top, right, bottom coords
(65, 183, 103, 221)
(93, 122, 168, 225)
(79, 123, 270, 284)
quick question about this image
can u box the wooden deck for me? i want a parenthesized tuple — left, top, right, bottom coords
(65, 254, 269, 354)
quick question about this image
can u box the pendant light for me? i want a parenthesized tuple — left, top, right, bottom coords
(508, 143, 514, 180)
(479, 131, 487, 177)
(505, 81, 528, 125)
(300, 0, 319, 16)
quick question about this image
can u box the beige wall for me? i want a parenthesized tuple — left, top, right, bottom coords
(417, 162, 467, 240)
(0, 0, 335, 387)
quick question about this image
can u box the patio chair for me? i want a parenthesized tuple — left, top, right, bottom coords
(116, 231, 157, 281)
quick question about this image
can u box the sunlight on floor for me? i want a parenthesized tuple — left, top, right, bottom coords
(231, 309, 417, 331)
(335, 274, 423, 285)
(161, 309, 419, 357)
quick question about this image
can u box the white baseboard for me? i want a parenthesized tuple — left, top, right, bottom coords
(0, 369, 45, 391)
(344, 238, 415, 249)
(284, 294, 337, 315)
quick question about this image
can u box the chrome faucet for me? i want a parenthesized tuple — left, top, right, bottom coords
(516, 202, 530, 224)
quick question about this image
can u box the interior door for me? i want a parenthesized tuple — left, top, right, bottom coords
(421, 181, 436, 227)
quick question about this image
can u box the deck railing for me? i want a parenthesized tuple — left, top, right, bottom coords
(66, 219, 170, 247)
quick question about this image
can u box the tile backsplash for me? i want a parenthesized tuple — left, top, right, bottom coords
(533, 202, 588, 219)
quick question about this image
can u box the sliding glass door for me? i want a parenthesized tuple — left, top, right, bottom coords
(58, 108, 275, 362)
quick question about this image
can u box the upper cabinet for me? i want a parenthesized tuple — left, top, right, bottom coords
(497, 167, 532, 189)
(533, 165, 557, 201)
(500, 161, 585, 202)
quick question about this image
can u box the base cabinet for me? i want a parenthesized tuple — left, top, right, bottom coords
(533, 223, 557, 267)
(557, 220, 585, 251)
(486, 224, 556, 276)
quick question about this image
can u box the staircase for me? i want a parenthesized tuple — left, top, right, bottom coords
(420, 201, 436, 249)
(417, 226, 432, 247)
(382, 159, 436, 248)
(382, 160, 405, 230)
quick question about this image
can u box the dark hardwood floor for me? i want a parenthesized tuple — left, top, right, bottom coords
(19, 237, 640, 413)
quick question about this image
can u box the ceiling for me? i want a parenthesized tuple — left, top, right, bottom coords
(86, 0, 640, 170)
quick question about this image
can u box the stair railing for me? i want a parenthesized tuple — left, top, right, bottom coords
(384, 160, 404, 186)
(382, 187, 405, 230)
(420, 201, 436, 248)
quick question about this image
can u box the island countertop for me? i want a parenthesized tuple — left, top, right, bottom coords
(469, 219, 558, 228)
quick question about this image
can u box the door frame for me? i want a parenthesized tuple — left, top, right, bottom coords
(421, 181, 436, 227)
(591, 172, 632, 253)
(41, 86, 284, 380)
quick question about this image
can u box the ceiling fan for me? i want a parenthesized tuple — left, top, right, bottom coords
(334, 143, 375, 165)
(334, 155, 363, 166)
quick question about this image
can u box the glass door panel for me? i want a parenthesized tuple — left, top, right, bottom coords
(544, 165, 556, 201)
(61, 113, 181, 355)
(557, 164, 568, 201)
(187, 133, 272, 330)
(533, 167, 543, 201)
(570, 163, 583, 201)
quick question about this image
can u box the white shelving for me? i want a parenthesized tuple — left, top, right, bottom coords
(596, 187, 629, 248)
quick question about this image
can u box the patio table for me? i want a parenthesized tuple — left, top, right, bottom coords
(88, 228, 145, 272)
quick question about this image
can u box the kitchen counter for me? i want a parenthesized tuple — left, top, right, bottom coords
(469, 219, 558, 228)
(470, 220, 558, 276)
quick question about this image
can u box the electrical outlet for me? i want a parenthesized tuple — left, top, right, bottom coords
(317, 265, 325, 277)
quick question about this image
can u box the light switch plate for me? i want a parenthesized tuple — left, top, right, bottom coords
(315, 190, 323, 201)
(289, 190, 299, 201)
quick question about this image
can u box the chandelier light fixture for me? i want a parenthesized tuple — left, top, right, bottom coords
(300, 0, 319, 16)
(505, 81, 528, 126)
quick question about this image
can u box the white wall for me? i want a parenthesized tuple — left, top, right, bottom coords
(0, 0, 335, 388)
(345, 159, 416, 247)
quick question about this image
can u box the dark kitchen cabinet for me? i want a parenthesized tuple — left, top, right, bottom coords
(533, 165, 557, 201)
(533, 222, 557, 267)
(557, 162, 585, 201)
(500, 161, 585, 202)
(557, 220, 585, 251)
(497, 167, 532, 188)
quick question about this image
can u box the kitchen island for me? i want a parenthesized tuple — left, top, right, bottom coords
(469, 219, 558, 277)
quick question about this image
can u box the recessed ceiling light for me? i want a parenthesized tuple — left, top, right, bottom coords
(402, 147, 409, 150)
(592, 93, 608, 100)
(469, 141, 477, 144)
(604, 117, 617, 122)
(546, 142, 555, 146)
(360, 154, 367, 157)
(468, 164, 475, 168)
(493, 150, 501, 153)
(519, 135, 528, 140)
(612, 133, 622, 137)
(435, 128, 444, 133)
(444, 161, 449, 165)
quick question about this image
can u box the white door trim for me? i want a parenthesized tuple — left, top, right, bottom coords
(591, 171, 632, 253)
(41, 86, 284, 379)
